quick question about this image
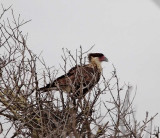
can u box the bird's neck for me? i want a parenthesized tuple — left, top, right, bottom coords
(90, 57, 102, 71)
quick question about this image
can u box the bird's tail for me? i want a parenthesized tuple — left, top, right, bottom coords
(37, 83, 57, 92)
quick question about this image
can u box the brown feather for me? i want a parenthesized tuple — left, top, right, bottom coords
(40, 64, 101, 97)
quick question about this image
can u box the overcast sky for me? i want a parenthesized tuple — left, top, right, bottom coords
(1, 0, 160, 135)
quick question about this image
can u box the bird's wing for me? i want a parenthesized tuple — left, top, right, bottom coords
(38, 65, 80, 92)
(39, 65, 101, 93)
(55, 65, 101, 93)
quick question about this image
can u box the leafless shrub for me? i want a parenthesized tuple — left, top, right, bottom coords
(0, 5, 159, 138)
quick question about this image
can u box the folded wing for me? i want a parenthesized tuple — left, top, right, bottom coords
(39, 65, 101, 97)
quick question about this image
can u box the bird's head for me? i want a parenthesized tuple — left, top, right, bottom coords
(88, 53, 108, 63)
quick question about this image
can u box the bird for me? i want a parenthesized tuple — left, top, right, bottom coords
(38, 53, 108, 97)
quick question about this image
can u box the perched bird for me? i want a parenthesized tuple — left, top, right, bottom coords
(39, 53, 108, 97)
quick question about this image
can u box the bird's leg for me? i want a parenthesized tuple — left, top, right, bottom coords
(72, 97, 76, 106)
(83, 96, 92, 116)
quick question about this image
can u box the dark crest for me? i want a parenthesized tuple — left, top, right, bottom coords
(88, 53, 104, 61)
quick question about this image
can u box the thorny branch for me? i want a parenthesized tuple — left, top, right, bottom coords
(0, 5, 159, 138)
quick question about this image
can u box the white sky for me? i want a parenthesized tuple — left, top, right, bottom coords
(1, 0, 160, 135)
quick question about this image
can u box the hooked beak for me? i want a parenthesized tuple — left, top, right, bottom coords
(103, 56, 108, 62)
